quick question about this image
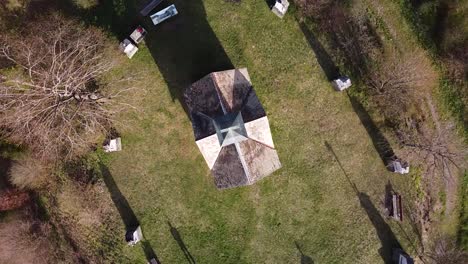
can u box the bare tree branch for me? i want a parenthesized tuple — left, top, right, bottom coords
(0, 13, 137, 161)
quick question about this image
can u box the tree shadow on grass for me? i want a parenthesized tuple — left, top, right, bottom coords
(168, 221, 196, 264)
(324, 141, 403, 264)
(99, 163, 161, 263)
(299, 22, 340, 81)
(346, 93, 397, 168)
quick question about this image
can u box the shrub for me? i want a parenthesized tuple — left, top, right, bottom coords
(72, 0, 98, 9)
(4, 0, 28, 12)
(9, 156, 49, 189)
(0, 13, 134, 161)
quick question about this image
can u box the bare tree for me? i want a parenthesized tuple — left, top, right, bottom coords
(367, 49, 437, 123)
(0, 13, 135, 160)
(395, 92, 465, 183)
(328, 10, 382, 77)
(368, 50, 435, 94)
(425, 236, 468, 264)
(396, 113, 466, 182)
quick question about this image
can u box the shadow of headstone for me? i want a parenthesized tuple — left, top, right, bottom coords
(99, 163, 139, 230)
(299, 22, 340, 81)
(358, 192, 402, 263)
(295, 242, 314, 264)
(324, 141, 403, 264)
(142, 240, 162, 264)
(346, 93, 397, 168)
(99, 163, 161, 263)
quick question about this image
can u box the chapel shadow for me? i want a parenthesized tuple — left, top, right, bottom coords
(324, 141, 403, 264)
(299, 22, 340, 81)
(57, 0, 234, 117)
(56, 0, 140, 41)
(346, 93, 397, 168)
(143, 0, 234, 115)
(294, 242, 314, 264)
(168, 221, 196, 264)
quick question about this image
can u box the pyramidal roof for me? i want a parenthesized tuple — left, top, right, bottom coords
(184, 68, 281, 189)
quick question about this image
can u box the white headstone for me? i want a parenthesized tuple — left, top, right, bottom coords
(130, 26, 147, 44)
(148, 258, 159, 264)
(126, 226, 143, 246)
(391, 161, 410, 174)
(119, 39, 139, 59)
(332, 77, 352, 91)
(104, 138, 122, 153)
(151, 5, 178, 25)
(271, 0, 289, 18)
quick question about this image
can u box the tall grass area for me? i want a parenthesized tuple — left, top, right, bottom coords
(458, 171, 468, 249)
(398, 0, 467, 140)
(397, 0, 468, 250)
(397, 0, 438, 52)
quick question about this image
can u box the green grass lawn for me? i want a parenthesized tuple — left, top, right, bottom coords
(63, 0, 423, 263)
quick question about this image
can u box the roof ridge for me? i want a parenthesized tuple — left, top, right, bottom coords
(244, 137, 276, 150)
(211, 73, 228, 114)
(234, 142, 251, 184)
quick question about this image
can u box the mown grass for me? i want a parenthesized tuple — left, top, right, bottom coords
(73, 0, 424, 263)
(0, 0, 426, 263)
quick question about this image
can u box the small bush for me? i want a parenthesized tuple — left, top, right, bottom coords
(458, 171, 468, 250)
(4, 0, 28, 12)
(72, 0, 98, 9)
(9, 157, 49, 189)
